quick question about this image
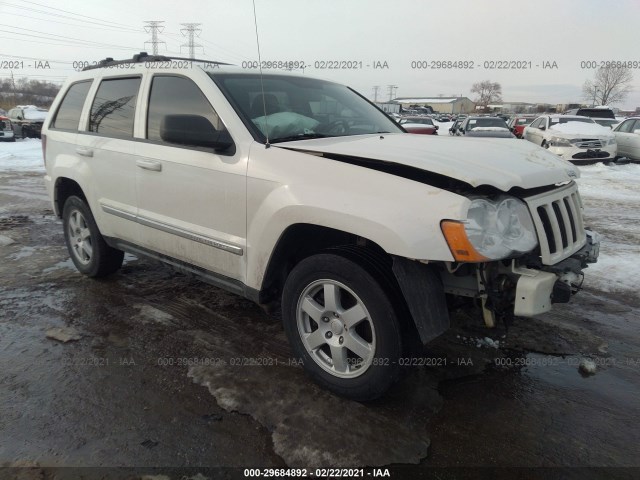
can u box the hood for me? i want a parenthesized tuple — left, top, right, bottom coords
(277, 133, 579, 191)
(549, 121, 614, 139)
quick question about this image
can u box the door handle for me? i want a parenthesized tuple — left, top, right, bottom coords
(136, 159, 162, 172)
(75, 147, 94, 157)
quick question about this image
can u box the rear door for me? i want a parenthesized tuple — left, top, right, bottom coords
(626, 120, 640, 160)
(134, 73, 247, 283)
(75, 75, 142, 244)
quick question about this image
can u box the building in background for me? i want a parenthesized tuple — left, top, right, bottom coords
(392, 96, 475, 114)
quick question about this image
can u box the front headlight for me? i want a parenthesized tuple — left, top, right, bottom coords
(549, 136, 572, 147)
(606, 137, 616, 145)
(441, 196, 538, 262)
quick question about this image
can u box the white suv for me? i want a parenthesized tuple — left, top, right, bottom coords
(43, 54, 600, 400)
(523, 115, 617, 164)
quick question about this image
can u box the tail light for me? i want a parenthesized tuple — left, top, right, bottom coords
(41, 134, 47, 166)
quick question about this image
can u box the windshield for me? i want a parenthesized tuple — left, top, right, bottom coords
(550, 117, 594, 125)
(210, 73, 403, 143)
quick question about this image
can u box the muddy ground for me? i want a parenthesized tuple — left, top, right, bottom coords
(1, 166, 639, 479)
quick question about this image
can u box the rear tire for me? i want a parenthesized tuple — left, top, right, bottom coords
(282, 253, 404, 401)
(62, 196, 124, 277)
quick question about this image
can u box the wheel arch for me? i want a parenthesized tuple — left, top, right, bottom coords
(53, 177, 87, 217)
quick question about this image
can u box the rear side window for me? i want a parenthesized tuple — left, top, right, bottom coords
(51, 81, 92, 130)
(89, 77, 141, 138)
(146, 75, 225, 142)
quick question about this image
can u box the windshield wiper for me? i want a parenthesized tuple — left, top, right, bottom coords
(270, 133, 330, 143)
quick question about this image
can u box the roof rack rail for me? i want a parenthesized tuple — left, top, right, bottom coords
(82, 52, 233, 71)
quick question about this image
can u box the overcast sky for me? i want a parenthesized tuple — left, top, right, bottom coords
(1, 0, 639, 109)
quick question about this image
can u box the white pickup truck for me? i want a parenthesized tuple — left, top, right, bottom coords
(43, 54, 600, 400)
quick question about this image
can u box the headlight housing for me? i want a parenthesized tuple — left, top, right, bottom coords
(441, 196, 538, 262)
(549, 136, 572, 147)
(606, 137, 616, 145)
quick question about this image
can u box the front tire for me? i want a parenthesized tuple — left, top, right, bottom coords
(282, 253, 404, 401)
(62, 196, 124, 277)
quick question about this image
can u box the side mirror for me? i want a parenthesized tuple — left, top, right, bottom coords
(160, 114, 234, 152)
(17, 115, 23, 120)
(435, 125, 439, 130)
(539, 125, 546, 131)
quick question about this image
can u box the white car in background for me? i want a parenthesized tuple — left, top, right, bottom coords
(612, 117, 640, 161)
(523, 115, 616, 164)
(592, 118, 620, 129)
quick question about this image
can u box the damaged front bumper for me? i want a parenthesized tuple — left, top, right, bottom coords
(513, 230, 600, 316)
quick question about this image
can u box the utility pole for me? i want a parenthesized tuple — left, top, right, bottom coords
(387, 84, 397, 102)
(144, 21, 166, 55)
(10, 71, 17, 105)
(373, 86, 380, 102)
(180, 23, 203, 59)
(592, 87, 599, 107)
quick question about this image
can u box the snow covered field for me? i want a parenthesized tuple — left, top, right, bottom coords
(1, 137, 638, 293)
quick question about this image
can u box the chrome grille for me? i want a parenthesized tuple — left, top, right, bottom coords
(572, 138, 603, 148)
(525, 183, 586, 265)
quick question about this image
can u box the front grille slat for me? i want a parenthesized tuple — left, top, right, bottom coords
(563, 198, 577, 243)
(546, 204, 564, 253)
(525, 183, 587, 265)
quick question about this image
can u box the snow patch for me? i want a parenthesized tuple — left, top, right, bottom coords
(0, 139, 45, 172)
(189, 364, 431, 468)
(0, 234, 15, 246)
(134, 304, 176, 326)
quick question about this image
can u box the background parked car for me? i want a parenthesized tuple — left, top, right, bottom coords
(456, 116, 510, 136)
(523, 115, 616, 164)
(0, 115, 15, 142)
(465, 128, 516, 138)
(564, 107, 616, 120)
(399, 116, 439, 134)
(592, 118, 620, 129)
(612, 117, 640, 161)
(449, 118, 463, 135)
(8, 106, 48, 139)
(507, 116, 535, 138)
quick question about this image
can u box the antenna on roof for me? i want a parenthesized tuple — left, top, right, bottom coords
(252, 0, 270, 148)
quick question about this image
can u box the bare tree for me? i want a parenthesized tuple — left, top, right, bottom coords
(583, 66, 633, 106)
(471, 80, 502, 107)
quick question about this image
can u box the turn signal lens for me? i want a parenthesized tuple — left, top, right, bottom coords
(440, 220, 488, 263)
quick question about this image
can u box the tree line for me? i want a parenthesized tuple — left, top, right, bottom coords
(470, 65, 634, 110)
(0, 77, 61, 111)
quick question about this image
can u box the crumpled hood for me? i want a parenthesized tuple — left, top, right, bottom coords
(278, 133, 580, 191)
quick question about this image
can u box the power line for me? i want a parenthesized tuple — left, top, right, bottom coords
(180, 23, 203, 59)
(144, 21, 166, 55)
(0, 24, 137, 49)
(20, 0, 141, 29)
(1, 2, 141, 32)
(0, 10, 143, 34)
